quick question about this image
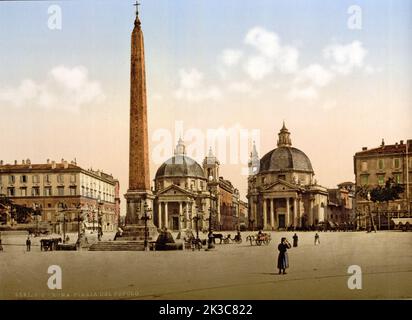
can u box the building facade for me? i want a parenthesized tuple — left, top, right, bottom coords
(354, 139, 412, 229)
(0, 159, 120, 233)
(153, 139, 244, 231)
(247, 123, 328, 231)
(326, 182, 355, 229)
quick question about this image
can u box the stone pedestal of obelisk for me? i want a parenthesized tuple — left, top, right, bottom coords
(117, 8, 158, 242)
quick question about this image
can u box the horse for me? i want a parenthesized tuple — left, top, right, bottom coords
(212, 233, 224, 244)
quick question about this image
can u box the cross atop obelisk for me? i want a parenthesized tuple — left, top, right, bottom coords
(133, 1, 141, 27)
(133, 1, 140, 17)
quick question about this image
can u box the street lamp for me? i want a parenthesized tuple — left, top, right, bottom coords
(96, 196, 104, 241)
(75, 203, 83, 240)
(193, 205, 201, 241)
(58, 202, 68, 243)
(33, 203, 42, 236)
(208, 188, 215, 249)
(142, 200, 152, 251)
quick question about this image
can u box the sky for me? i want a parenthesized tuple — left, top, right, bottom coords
(0, 0, 411, 214)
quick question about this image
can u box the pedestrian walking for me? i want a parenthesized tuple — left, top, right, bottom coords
(277, 237, 291, 275)
(314, 233, 320, 245)
(26, 236, 31, 252)
(292, 233, 298, 247)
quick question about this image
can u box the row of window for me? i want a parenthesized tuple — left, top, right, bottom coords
(4, 174, 76, 184)
(361, 158, 403, 172)
(80, 187, 113, 202)
(360, 173, 402, 186)
(6, 186, 77, 197)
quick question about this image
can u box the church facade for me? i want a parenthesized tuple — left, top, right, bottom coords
(153, 139, 243, 232)
(247, 123, 328, 231)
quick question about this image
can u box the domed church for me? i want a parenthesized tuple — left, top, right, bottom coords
(247, 123, 328, 230)
(153, 138, 243, 231)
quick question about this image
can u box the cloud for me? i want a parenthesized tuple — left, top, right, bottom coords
(175, 68, 221, 102)
(294, 64, 334, 87)
(323, 41, 367, 74)
(288, 64, 334, 100)
(0, 65, 105, 112)
(220, 49, 243, 67)
(227, 81, 259, 96)
(243, 55, 274, 80)
(243, 26, 299, 80)
(287, 86, 318, 100)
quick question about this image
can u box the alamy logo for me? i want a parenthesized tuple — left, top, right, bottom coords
(347, 265, 362, 290)
(47, 265, 62, 290)
(347, 5, 362, 30)
(48, 5, 62, 30)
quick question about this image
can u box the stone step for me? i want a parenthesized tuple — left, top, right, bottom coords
(88, 241, 145, 251)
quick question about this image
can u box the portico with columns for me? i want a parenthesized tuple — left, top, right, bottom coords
(154, 184, 205, 231)
(247, 123, 328, 230)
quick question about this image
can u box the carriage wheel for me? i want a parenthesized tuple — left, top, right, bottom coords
(256, 240, 262, 246)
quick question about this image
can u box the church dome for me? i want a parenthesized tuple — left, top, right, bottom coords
(259, 122, 314, 173)
(155, 138, 206, 179)
(260, 146, 313, 173)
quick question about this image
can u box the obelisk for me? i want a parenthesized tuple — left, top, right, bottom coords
(121, 2, 158, 241)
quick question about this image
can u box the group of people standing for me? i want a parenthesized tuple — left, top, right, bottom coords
(276, 233, 320, 275)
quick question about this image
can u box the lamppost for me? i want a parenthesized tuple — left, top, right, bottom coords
(367, 192, 376, 232)
(58, 202, 68, 243)
(96, 196, 103, 241)
(142, 201, 152, 251)
(33, 203, 41, 236)
(208, 186, 215, 249)
(75, 203, 82, 240)
(193, 205, 201, 241)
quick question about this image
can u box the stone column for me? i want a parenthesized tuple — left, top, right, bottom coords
(217, 197, 221, 230)
(179, 201, 183, 231)
(165, 202, 169, 230)
(158, 201, 162, 228)
(309, 198, 314, 226)
(263, 198, 267, 230)
(286, 197, 290, 228)
(293, 198, 298, 227)
(185, 202, 189, 229)
(270, 198, 274, 229)
(298, 197, 303, 227)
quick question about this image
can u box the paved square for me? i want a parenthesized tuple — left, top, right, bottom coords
(0, 231, 411, 299)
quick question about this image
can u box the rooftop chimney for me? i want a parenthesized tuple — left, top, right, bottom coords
(362, 147, 367, 151)
(63, 160, 69, 169)
(26, 159, 31, 165)
(0, 160, 3, 165)
(22, 160, 25, 165)
(47, 159, 50, 164)
(400, 140, 404, 145)
(381, 138, 385, 147)
(51, 160, 56, 169)
(14, 160, 17, 165)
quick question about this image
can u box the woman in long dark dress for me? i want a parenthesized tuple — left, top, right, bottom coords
(277, 237, 291, 274)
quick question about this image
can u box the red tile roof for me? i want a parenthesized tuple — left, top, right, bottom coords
(0, 163, 80, 171)
(355, 144, 406, 156)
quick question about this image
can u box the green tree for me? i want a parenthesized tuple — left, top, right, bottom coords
(356, 177, 404, 231)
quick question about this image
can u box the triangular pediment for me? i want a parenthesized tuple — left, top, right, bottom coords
(263, 179, 301, 192)
(157, 184, 194, 197)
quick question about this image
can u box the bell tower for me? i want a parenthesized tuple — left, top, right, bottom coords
(277, 121, 292, 147)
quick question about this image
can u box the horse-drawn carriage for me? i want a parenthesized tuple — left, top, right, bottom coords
(213, 232, 242, 244)
(40, 238, 62, 251)
(246, 232, 271, 246)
